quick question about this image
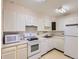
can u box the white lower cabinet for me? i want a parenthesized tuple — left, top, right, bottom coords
(40, 38, 54, 55)
(40, 37, 64, 56)
(2, 46, 16, 59)
(2, 50, 16, 59)
(48, 39, 54, 51)
(40, 38, 49, 55)
(2, 44, 27, 59)
(16, 44, 27, 59)
(17, 48, 27, 59)
(54, 37, 64, 51)
(40, 39, 48, 55)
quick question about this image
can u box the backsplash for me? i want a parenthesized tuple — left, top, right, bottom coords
(37, 31, 52, 35)
(52, 31, 64, 36)
(37, 31, 64, 36)
(25, 26, 37, 33)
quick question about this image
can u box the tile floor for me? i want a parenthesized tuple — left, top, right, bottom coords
(41, 50, 72, 59)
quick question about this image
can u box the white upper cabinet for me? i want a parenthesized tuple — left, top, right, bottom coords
(15, 12, 26, 31)
(44, 17, 51, 26)
(3, 0, 53, 32)
(37, 19, 45, 31)
(37, 16, 52, 31)
(25, 15, 37, 26)
(3, 0, 38, 32)
(3, 1, 17, 31)
(44, 18, 52, 31)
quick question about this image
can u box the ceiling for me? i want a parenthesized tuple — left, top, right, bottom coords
(7, 0, 78, 17)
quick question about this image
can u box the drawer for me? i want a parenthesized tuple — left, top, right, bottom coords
(2, 46, 16, 54)
(17, 44, 27, 49)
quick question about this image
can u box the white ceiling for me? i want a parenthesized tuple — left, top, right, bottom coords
(7, 0, 78, 17)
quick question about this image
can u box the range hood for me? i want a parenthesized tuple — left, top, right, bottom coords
(25, 25, 37, 32)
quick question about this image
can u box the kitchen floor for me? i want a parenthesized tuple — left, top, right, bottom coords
(40, 50, 72, 59)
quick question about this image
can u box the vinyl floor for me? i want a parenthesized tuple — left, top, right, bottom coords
(41, 50, 72, 59)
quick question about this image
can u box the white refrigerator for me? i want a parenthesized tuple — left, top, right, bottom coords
(64, 24, 78, 59)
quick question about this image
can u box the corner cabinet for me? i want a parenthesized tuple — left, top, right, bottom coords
(2, 44, 27, 59)
(53, 37, 64, 51)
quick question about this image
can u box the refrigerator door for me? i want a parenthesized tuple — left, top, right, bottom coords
(64, 24, 78, 36)
(64, 36, 78, 59)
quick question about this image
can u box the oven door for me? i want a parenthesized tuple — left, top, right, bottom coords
(28, 40, 40, 57)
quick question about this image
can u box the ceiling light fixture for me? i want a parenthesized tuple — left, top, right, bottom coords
(56, 5, 70, 14)
(62, 5, 70, 11)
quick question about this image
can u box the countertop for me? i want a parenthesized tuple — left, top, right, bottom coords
(2, 40, 28, 49)
(2, 35, 64, 48)
(38, 35, 64, 39)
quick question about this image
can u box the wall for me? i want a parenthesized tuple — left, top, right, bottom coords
(55, 13, 78, 31)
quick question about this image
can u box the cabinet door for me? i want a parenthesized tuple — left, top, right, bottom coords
(25, 15, 37, 26)
(57, 39, 64, 51)
(2, 51, 16, 59)
(3, 1, 17, 31)
(17, 48, 27, 59)
(48, 39, 54, 51)
(40, 39, 48, 55)
(54, 38, 64, 51)
(16, 12, 26, 31)
(37, 19, 45, 31)
(43, 17, 52, 31)
(16, 44, 27, 59)
(40, 40, 46, 55)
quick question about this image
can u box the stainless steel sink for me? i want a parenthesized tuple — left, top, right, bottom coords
(43, 35, 52, 38)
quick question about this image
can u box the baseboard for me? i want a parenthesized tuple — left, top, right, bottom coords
(53, 48, 64, 53)
(64, 54, 74, 59)
(41, 48, 63, 57)
(54, 48, 74, 59)
(41, 48, 55, 57)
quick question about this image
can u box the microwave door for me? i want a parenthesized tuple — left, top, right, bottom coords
(4, 35, 20, 44)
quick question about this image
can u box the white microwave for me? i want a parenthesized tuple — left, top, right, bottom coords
(3, 34, 20, 44)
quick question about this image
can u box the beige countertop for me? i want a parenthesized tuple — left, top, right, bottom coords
(2, 35, 64, 48)
(38, 35, 64, 41)
(38, 35, 64, 38)
(2, 40, 28, 49)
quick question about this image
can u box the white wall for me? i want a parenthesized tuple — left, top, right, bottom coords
(55, 13, 78, 31)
